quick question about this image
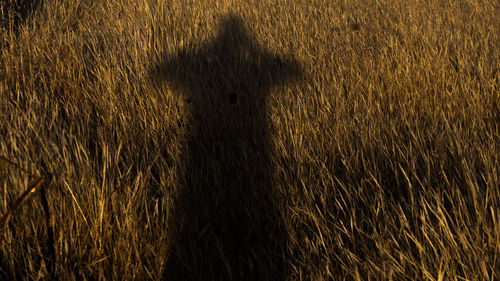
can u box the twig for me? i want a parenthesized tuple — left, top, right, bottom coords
(0, 177, 45, 234)
(40, 183, 56, 277)
(0, 155, 56, 277)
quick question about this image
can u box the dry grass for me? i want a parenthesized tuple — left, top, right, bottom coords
(0, 0, 499, 280)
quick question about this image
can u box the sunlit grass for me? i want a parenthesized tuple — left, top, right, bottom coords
(0, 0, 498, 280)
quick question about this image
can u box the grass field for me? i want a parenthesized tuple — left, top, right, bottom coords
(0, 0, 498, 280)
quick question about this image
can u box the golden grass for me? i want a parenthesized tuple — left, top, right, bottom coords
(0, 0, 498, 280)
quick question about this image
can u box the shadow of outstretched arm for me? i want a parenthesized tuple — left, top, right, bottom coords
(0, 0, 42, 31)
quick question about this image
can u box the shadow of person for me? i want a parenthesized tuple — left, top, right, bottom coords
(154, 14, 302, 281)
